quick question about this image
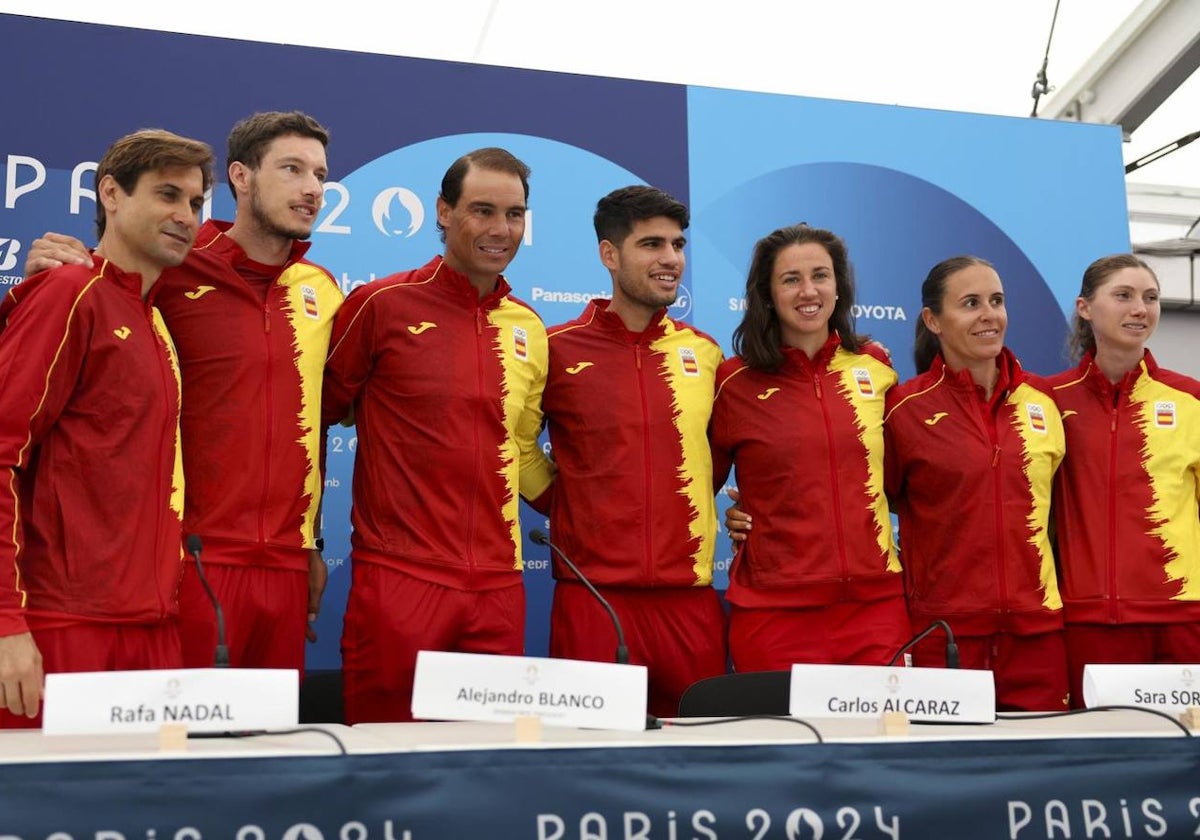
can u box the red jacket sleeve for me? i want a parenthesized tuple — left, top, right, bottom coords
(882, 393, 903, 508)
(709, 362, 739, 491)
(0, 275, 95, 635)
(322, 285, 378, 427)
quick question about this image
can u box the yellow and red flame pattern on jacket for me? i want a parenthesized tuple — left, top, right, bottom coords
(1046, 350, 1200, 625)
(536, 299, 721, 588)
(323, 256, 550, 590)
(711, 334, 901, 608)
(884, 349, 1064, 636)
(0, 257, 183, 635)
(160, 220, 341, 569)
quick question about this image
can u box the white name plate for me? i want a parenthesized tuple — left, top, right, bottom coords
(412, 651, 648, 732)
(43, 668, 298, 735)
(1083, 663, 1200, 711)
(790, 663, 996, 723)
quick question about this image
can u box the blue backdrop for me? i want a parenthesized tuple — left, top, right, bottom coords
(0, 13, 1130, 668)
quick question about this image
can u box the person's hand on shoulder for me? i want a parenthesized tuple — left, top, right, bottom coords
(25, 233, 91, 275)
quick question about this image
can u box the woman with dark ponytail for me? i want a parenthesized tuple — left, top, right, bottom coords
(1044, 254, 1200, 706)
(883, 255, 1068, 710)
(710, 224, 908, 671)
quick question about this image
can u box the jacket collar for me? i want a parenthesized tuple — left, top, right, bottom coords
(93, 254, 148, 299)
(781, 331, 841, 371)
(583, 297, 669, 342)
(932, 346, 1022, 407)
(429, 255, 512, 309)
(1080, 348, 1157, 399)
(199, 219, 312, 268)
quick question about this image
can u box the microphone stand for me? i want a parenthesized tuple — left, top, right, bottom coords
(886, 620, 959, 669)
(529, 529, 660, 729)
(185, 534, 230, 667)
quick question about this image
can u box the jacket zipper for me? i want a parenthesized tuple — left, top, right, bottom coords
(814, 370, 849, 586)
(983, 393, 1007, 620)
(1108, 388, 1120, 622)
(259, 295, 274, 547)
(467, 307, 486, 585)
(635, 343, 654, 582)
(149, 299, 173, 618)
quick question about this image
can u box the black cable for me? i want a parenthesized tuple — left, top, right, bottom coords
(1030, 0, 1063, 117)
(994, 704, 1192, 738)
(663, 715, 823, 743)
(1124, 130, 1200, 174)
(886, 620, 958, 667)
(187, 726, 349, 754)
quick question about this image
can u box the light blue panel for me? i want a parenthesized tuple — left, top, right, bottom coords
(688, 87, 1130, 590)
(686, 86, 1129, 317)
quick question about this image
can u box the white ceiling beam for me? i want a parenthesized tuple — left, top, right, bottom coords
(1040, 0, 1200, 133)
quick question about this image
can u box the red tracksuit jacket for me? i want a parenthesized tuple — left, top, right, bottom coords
(710, 335, 902, 608)
(0, 258, 184, 634)
(536, 299, 721, 588)
(1047, 350, 1200, 624)
(160, 220, 342, 568)
(884, 349, 1064, 636)
(322, 256, 550, 590)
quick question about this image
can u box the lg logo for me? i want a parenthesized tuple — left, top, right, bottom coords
(0, 238, 21, 272)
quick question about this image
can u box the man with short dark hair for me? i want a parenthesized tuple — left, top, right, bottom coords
(24, 112, 342, 673)
(532, 185, 726, 718)
(0, 129, 213, 725)
(323, 147, 552, 723)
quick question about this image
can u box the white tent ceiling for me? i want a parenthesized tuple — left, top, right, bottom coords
(3, 0, 1197, 228)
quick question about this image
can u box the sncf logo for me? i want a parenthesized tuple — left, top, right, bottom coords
(0, 238, 21, 272)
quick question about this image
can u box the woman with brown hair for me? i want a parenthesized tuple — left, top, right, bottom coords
(710, 223, 907, 672)
(883, 255, 1068, 710)
(1045, 254, 1200, 706)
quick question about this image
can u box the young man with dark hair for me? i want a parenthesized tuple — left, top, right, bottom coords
(24, 111, 341, 674)
(0, 129, 213, 725)
(323, 147, 551, 723)
(532, 185, 726, 718)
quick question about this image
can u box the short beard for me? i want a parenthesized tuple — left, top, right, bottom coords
(249, 181, 313, 243)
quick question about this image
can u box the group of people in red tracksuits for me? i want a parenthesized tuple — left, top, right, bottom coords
(1, 110, 1194, 726)
(723, 239, 1200, 711)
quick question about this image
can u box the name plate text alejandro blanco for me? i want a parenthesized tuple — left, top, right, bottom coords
(790, 663, 996, 723)
(42, 668, 298, 735)
(412, 651, 648, 731)
(1084, 663, 1200, 711)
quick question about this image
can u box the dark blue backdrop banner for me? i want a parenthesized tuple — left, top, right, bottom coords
(1, 737, 1198, 837)
(0, 13, 1130, 667)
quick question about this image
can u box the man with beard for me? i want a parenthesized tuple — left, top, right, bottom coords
(1, 129, 212, 724)
(24, 112, 341, 673)
(528, 186, 726, 718)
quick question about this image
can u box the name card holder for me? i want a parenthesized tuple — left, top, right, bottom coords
(412, 650, 648, 732)
(790, 663, 996, 724)
(1083, 663, 1200, 714)
(42, 668, 298, 736)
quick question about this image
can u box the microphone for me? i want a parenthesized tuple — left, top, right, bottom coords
(529, 529, 660, 730)
(529, 529, 628, 664)
(886, 620, 959, 669)
(185, 534, 230, 668)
